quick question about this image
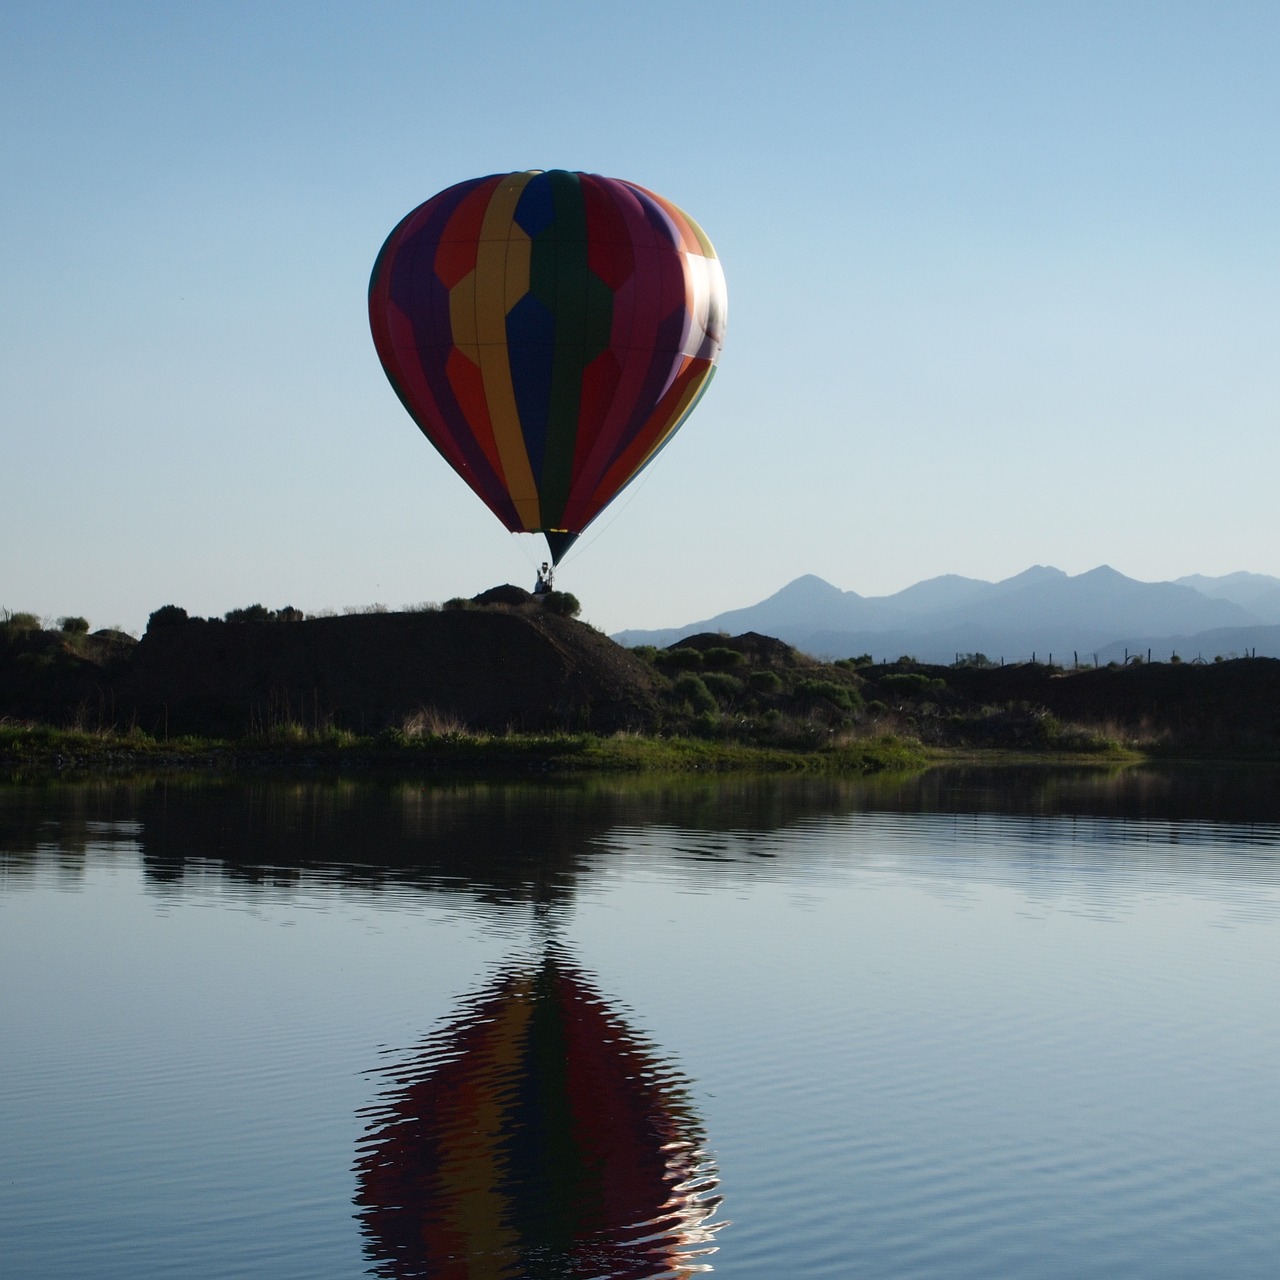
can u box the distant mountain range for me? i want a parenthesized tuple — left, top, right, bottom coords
(614, 567, 1280, 663)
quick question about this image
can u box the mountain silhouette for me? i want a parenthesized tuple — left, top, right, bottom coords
(615, 567, 1280, 663)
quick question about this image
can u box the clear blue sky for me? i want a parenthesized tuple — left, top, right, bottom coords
(4, 1, 1278, 635)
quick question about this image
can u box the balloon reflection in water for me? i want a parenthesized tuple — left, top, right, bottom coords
(354, 946, 724, 1278)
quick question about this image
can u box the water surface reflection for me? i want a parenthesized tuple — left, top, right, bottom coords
(3, 764, 1278, 900)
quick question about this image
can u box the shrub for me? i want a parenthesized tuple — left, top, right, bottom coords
(147, 604, 189, 632)
(629, 645, 659, 663)
(836, 654, 873, 668)
(1, 610, 41, 632)
(672, 672, 717, 714)
(225, 603, 272, 623)
(540, 590, 581, 618)
(796, 678, 861, 712)
(691, 710, 722, 738)
(702, 671, 744, 702)
(442, 597, 474, 611)
(657, 646, 704, 670)
(879, 672, 944, 696)
(58, 616, 90, 634)
(276, 605, 304, 622)
(703, 646, 745, 669)
(749, 670, 784, 693)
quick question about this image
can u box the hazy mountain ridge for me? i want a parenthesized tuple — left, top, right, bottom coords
(614, 567, 1280, 663)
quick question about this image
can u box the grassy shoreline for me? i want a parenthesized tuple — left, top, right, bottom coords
(0, 722, 931, 780)
(4, 722, 1275, 784)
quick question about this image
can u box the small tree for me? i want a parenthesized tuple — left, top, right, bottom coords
(59, 616, 90, 634)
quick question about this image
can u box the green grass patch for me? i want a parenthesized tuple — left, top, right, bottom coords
(1, 721, 928, 779)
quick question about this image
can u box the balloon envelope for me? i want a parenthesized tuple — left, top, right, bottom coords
(369, 170, 727, 563)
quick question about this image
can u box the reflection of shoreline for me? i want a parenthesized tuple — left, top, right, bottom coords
(2, 767, 1276, 898)
(354, 946, 724, 1279)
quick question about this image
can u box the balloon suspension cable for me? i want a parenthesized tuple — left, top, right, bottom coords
(550, 467, 657, 571)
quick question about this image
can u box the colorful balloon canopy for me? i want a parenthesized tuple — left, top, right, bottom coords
(354, 948, 723, 1277)
(368, 170, 727, 564)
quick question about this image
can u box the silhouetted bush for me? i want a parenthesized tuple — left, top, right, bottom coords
(58, 616, 90, 634)
(541, 591, 581, 618)
(147, 605, 189, 632)
(225, 604, 272, 623)
(748, 670, 783, 693)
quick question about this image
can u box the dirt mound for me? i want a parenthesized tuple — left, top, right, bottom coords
(0, 602, 664, 737)
(119, 607, 664, 737)
(671, 631, 808, 666)
(471, 584, 536, 607)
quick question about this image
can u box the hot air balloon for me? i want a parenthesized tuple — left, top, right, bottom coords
(354, 947, 724, 1278)
(368, 170, 727, 566)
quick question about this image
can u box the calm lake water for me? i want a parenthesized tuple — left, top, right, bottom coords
(2, 766, 1279, 1279)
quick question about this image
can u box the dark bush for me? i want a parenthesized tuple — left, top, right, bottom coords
(147, 604, 189, 632)
(629, 645, 659, 663)
(748, 670, 784, 693)
(2, 611, 41, 632)
(58, 616, 90, 634)
(692, 710, 722, 738)
(703, 646, 745, 669)
(796, 678, 861, 712)
(442, 597, 474, 611)
(540, 590, 581, 618)
(657, 646, 703, 670)
(879, 672, 944, 696)
(702, 671, 744, 702)
(276, 605, 304, 622)
(673, 672, 717, 714)
(225, 604, 272, 623)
